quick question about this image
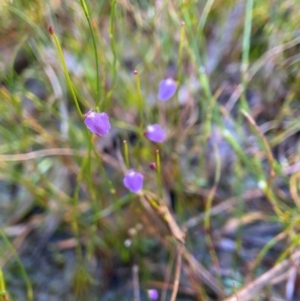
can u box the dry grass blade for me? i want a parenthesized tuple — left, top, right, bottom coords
(132, 265, 141, 301)
(223, 250, 300, 301)
(285, 265, 298, 301)
(241, 110, 276, 183)
(139, 193, 222, 296)
(169, 242, 184, 301)
(141, 193, 185, 243)
(184, 188, 262, 229)
(160, 249, 175, 301)
(182, 246, 224, 298)
(0, 148, 120, 169)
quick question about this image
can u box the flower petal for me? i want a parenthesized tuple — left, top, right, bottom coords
(147, 289, 159, 300)
(157, 78, 177, 101)
(84, 110, 111, 137)
(145, 124, 166, 143)
(123, 170, 144, 193)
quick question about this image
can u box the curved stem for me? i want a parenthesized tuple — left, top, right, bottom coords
(80, 0, 101, 108)
(51, 31, 82, 116)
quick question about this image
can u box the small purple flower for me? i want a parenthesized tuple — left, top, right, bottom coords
(84, 110, 110, 137)
(157, 78, 177, 101)
(147, 289, 159, 300)
(123, 170, 144, 193)
(145, 124, 166, 143)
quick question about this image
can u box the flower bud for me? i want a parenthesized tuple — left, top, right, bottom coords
(149, 162, 157, 170)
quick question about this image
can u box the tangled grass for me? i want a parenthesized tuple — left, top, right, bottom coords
(1, 1, 300, 300)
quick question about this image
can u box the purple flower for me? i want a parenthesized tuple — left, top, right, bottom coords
(84, 110, 110, 137)
(145, 124, 166, 143)
(123, 170, 144, 193)
(147, 289, 159, 300)
(157, 78, 177, 101)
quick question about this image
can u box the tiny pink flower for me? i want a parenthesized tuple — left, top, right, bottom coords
(145, 124, 166, 143)
(147, 289, 159, 300)
(123, 170, 144, 193)
(157, 78, 177, 101)
(84, 110, 110, 137)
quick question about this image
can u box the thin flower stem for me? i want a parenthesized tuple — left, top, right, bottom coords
(173, 21, 186, 134)
(198, 0, 215, 30)
(107, 0, 117, 107)
(181, 5, 212, 101)
(84, 129, 117, 207)
(0, 269, 8, 301)
(0, 269, 4, 292)
(79, 0, 101, 108)
(134, 70, 144, 129)
(110, 0, 117, 74)
(50, 30, 82, 116)
(49, 28, 115, 220)
(72, 164, 84, 261)
(241, 0, 253, 81)
(90, 140, 117, 199)
(123, 140, 129, 168)
(181, 4, 214, 183)
(51, 27, 108, 252)
(204, 87, 221, 141)
(156, 149, 163, 198)
(86, 138, 102, 247)
(238, 0, 254, 114)
(49, 27, 115, 259)
(177, 21, 185, 85)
